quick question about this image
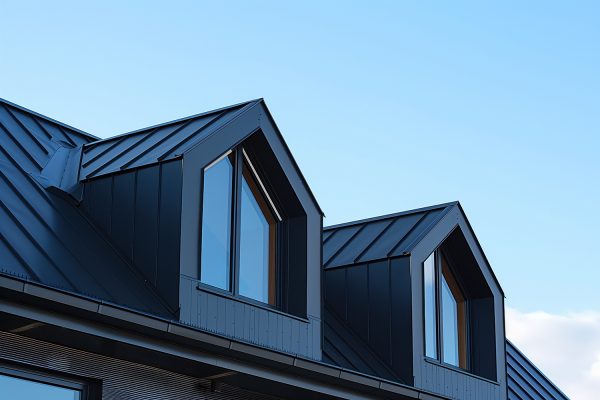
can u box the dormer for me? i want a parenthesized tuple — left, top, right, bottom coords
(78, 99, 323, 359)
(322, 202, 507, 399)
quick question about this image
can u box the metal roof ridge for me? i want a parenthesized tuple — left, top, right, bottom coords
(0, 97, 99, 141)
(324, 201, 459, 231)
(83, 98, 263, 149)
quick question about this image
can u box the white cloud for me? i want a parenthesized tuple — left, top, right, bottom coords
(506, 307, 600, 400)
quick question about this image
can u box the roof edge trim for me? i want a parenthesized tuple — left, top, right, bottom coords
(258, 102, 325, 216)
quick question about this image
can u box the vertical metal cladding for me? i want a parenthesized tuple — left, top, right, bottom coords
(81, 160, 183, 312)
(0, 100, 171, 318)
(322, 258, 413, 384)
(0, 331, 283, 400)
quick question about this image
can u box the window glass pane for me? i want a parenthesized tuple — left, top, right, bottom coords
(238, 166, 276, 304)
(442, 275, 459, 366)
(0, 374, 80, 400)
(200, 155, 234, 290)
(423, 252, 437, 358)
(441, 255, 468, 369)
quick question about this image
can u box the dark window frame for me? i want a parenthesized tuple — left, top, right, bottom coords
(0, 362, 98, 400)
(423, 249, 471, 371)
(199, 144, 282, 309)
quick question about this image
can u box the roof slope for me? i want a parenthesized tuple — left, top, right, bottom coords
(507, 341, 569, 400)
(0, 99, 92, 176)
(323, 202, 455, 268)
(322, 308, 403, 383)
(79, 99, 260, 180)
(0, 99, 173, 317)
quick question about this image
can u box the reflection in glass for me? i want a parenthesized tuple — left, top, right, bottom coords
(0, 373, 81, 400)
(423, 252, 437, 359)
(441, 255, 467, 368)
(200, 155, 234, 290)
(238, 163, 276, 304)
(441, 275, 459, 366)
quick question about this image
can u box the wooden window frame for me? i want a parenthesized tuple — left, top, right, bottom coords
(199, 146, 281, 308)
(423, 249, 470, 371)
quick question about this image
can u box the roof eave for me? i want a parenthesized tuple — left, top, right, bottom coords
(0, 272, 449, 400)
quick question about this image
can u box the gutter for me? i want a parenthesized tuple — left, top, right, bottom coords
(0, 273, 447, 400)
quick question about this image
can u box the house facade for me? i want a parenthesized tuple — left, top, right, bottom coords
(0, 97, 568, 399)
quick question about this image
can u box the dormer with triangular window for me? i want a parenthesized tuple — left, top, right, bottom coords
(78, 100, 323, 359)
(322, 202, 507, 399)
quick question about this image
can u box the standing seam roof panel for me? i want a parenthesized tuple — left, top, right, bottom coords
(506, 341, 569, 400)
(0, 101, 174, 317)
(322, 204, 453, 269)
(79, 100, 259, 180)
(322, 225, 363, 265)
(324, 219, 393, 267)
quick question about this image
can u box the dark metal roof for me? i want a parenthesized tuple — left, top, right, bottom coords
(322, 308, 403, 383)
(0, 99, 174, 317)
(79, 99, 261, 180)
(323, 202, 456, 268)
(0, 100, 91, 175)
(507, 341, 569, 400)
(0, 97, 99, 142)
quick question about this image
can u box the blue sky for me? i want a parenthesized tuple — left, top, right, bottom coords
(1, 1, 598, 316)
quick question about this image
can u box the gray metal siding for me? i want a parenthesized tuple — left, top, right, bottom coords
(506, 341, 569, 400)
(81, 161, 182, 311)
(0, 330, 283, 400)
(179, 276, 321, 360)
(420, 361, 500, 400)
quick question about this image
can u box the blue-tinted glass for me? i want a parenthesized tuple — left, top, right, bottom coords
(200, 156, 233, 290)
(238, 175, 273, 303)
(424, 252, 437, 358)
(442, 275, 459, 366)
(0, 374, 80, 400)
